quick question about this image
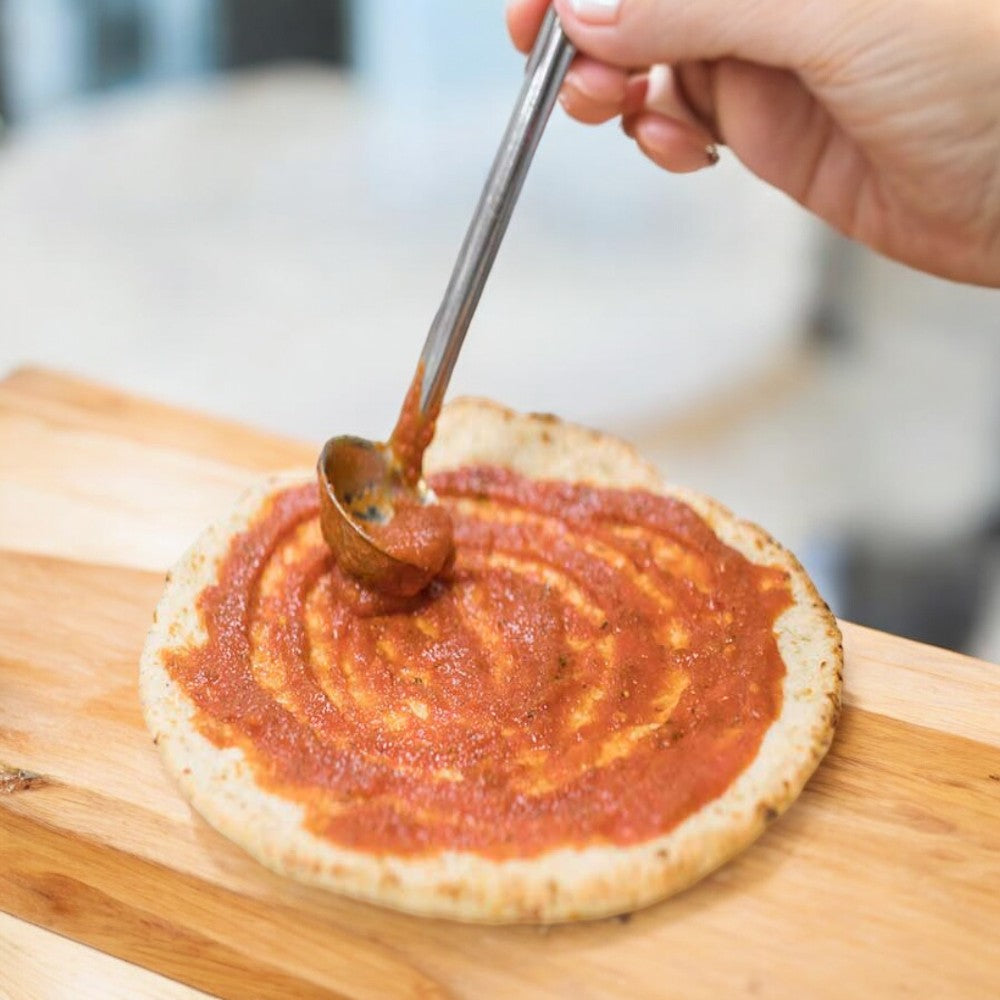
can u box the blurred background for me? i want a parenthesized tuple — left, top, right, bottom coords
(1, 0, 999, 658)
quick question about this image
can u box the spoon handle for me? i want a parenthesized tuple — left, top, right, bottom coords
(416, 7, 575, 416)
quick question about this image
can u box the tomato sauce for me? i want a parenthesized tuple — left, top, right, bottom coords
(363, 497, 455, 575)
(163, 467, 792, 858)
(389, 364, 438, 490)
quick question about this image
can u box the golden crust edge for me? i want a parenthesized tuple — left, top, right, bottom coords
(139, 398, 843, 924)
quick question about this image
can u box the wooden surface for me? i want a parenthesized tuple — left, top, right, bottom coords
(1, 367, 998, 1000)
(0, 911, 212, 1000)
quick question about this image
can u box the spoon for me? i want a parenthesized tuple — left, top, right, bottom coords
(318, 8, 575, 597)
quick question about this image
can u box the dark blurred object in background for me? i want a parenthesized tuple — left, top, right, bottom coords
(838, 530, 993, 652)
(218, 0, 349, 71)
(0, 0, 350, 125)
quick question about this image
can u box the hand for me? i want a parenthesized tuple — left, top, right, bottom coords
(507, 0, 1000, 287)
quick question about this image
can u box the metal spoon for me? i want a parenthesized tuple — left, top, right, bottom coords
(318, 9, 575, 597)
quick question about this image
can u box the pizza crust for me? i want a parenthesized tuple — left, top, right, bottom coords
(140, 398, 842, 923)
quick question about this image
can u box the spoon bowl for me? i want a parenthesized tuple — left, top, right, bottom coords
(318, 435, 445, 597)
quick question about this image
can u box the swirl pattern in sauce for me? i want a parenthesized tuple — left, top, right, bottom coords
(163, 467, 792, 858)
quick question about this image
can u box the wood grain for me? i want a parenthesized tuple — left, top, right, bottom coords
(1, 368, 998, 999)
(0, 911, 213, 1000)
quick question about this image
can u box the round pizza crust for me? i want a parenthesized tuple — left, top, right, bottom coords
(140, 398, 842, 923)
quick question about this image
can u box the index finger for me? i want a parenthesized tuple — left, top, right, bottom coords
(506, 0, 552, 53)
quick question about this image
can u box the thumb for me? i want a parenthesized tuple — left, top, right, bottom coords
(552, 0, 842, 77)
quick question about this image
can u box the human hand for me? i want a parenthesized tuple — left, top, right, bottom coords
(507, 0, 1000, 286)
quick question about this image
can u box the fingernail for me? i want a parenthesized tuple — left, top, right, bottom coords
(570, 0, 622, 24)
(562, 71, 585, 98)
(705, 144, 720, 166)
(623, 73, 648, 116)
(645, 64, 701, 129)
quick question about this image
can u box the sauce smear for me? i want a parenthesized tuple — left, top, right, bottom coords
(163, 467, 793, 858)
(363, 497, 454, 575)
(388, 363, 438, 489)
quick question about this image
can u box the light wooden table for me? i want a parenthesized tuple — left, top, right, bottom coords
(1, 368, 998, 999)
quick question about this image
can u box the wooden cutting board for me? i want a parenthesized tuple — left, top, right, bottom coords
(1, 367, 998, 1000)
